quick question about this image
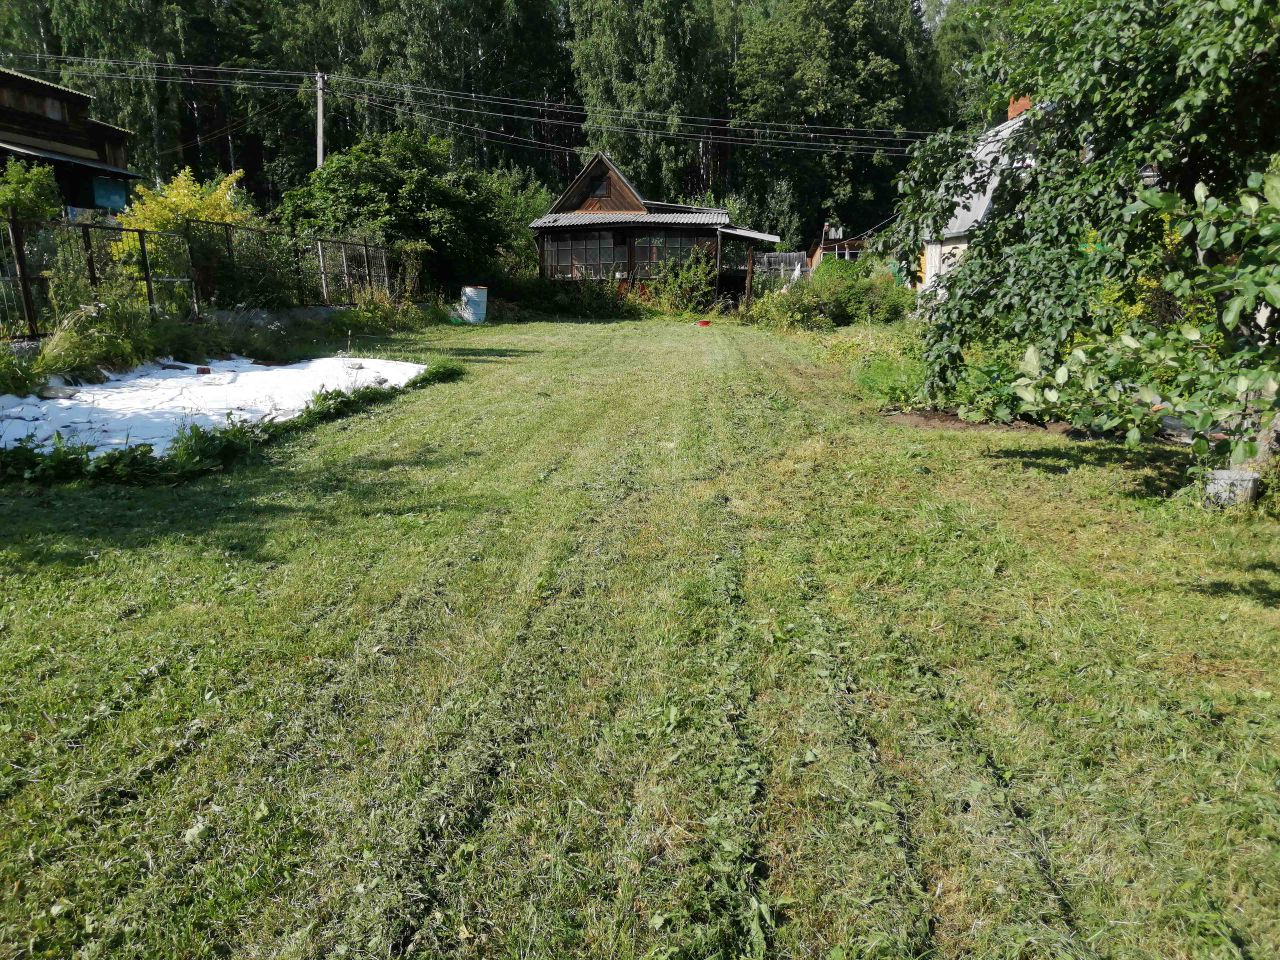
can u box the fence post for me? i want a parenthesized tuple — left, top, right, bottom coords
(340, 243, 351, 300)
(136, 229, 156, 312)
(290, 226, 305, 306)
(316, 240, 329, 303)
(362, 240, 372, 290)
(182, 222, 201, 318)
(80, 225, 99, 288)
(224, 223, 234, 264)
(6, 217, 39, 338)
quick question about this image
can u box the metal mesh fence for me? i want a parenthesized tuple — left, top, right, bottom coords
(1, 217, 401, 338)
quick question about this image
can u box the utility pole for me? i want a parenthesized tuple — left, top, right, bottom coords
(315, 70, 325, 168)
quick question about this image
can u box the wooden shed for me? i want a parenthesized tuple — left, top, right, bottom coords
(0, 67, 140, 213)
(530, 153, 778, 295)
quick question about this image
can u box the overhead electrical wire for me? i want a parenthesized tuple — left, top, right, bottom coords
(328, 72, 929, 143)
(7, 52, 934, 142)
(4, 53, 929, 158)
(336, 87, 911, 156)
(331, 89, 578, 156)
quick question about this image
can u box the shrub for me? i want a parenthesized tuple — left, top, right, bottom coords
(487, 274, 642, 320)
(743, 285, 833, 332)
(743, 256, 915, 332)
(278, 133, 506, 284)
(118, 168, 258, 233)
(808, 256, 916, 326)
(331, 286, 451, 335)
(0, 159, 61, 220)
(646, 249, 720, 314)
(0, 347, 39, 396)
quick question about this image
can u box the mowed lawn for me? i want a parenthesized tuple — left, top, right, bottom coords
(2, 318, 1278, 960)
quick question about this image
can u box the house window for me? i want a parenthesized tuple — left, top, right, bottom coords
(543, 231, 626, 279)
(634, 231, 702, 278)
(590, 177, 610, 199)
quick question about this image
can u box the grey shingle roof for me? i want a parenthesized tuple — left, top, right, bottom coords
(530, 210, 729, 229)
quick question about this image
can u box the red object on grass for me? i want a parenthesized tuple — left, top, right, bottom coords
(697, 319, 711, 327)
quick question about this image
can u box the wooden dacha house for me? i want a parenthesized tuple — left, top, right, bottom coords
(530, 153, 779, 297)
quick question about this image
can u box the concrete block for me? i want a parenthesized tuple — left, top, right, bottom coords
(1204, 469, 1261, 508)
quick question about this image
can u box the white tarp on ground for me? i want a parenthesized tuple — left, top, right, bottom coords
(0, 356, 425, 456)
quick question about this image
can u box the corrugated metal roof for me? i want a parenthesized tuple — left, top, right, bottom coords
(939, 114, 1027, 240)
(0, 66, 93, 100)
(0, 139, 140, 178)
(719, 225, 781, 244)
(87, 117, 133, 135)
(530, 210, 729, 229)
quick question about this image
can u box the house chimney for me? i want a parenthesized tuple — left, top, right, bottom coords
(1008, 95, 1032, 121)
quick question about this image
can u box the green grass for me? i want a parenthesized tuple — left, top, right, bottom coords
(1, 318, 1277, 960)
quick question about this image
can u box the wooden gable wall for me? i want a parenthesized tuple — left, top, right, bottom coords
(559, 164, 645, 214)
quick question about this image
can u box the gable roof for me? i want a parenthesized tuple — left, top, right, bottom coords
(548, 152, 646, 214)
(534, 151, 734, 230)
(938, 113, 1027, 240)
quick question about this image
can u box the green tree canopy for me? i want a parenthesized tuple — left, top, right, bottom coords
(886, 0, 1280, 465)
(277, 132, 505, 282)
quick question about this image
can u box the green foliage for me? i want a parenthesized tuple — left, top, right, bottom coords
(732, 0, 942, 234)
(824, 319, 925, 406)
(485, 167, 555, 277)
(885, 0, 1280, 471)
(118, 168, 258, 233)
(999, 176, 1280, 467)
(743, 285, 834, 332)
(745, 256, 915, 332)
(34, 296, 155, 383)
(809, 257, 916, 326)
(646, 249, 720, 314)
(930, 0, 1010, 129)
(486, 275, 643, 320)
(332, 287, 451, 336)
(278, 133, 506, 283)
(0, 159, 61, 220)
(405, 356, 466, 388)
(0, 347, 39, 396)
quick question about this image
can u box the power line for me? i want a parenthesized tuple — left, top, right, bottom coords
(157, 97, 294, 157)
(7, 52, 935, 140)
(338, 87, 910, 156)
(5, 54, 922, 161)
(330, 73, 930, 143)
(334, 89, 578, 156)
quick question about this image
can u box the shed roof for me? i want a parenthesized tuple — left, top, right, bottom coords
(0, 66, 93, 101)
(0, 139, 140, 178)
